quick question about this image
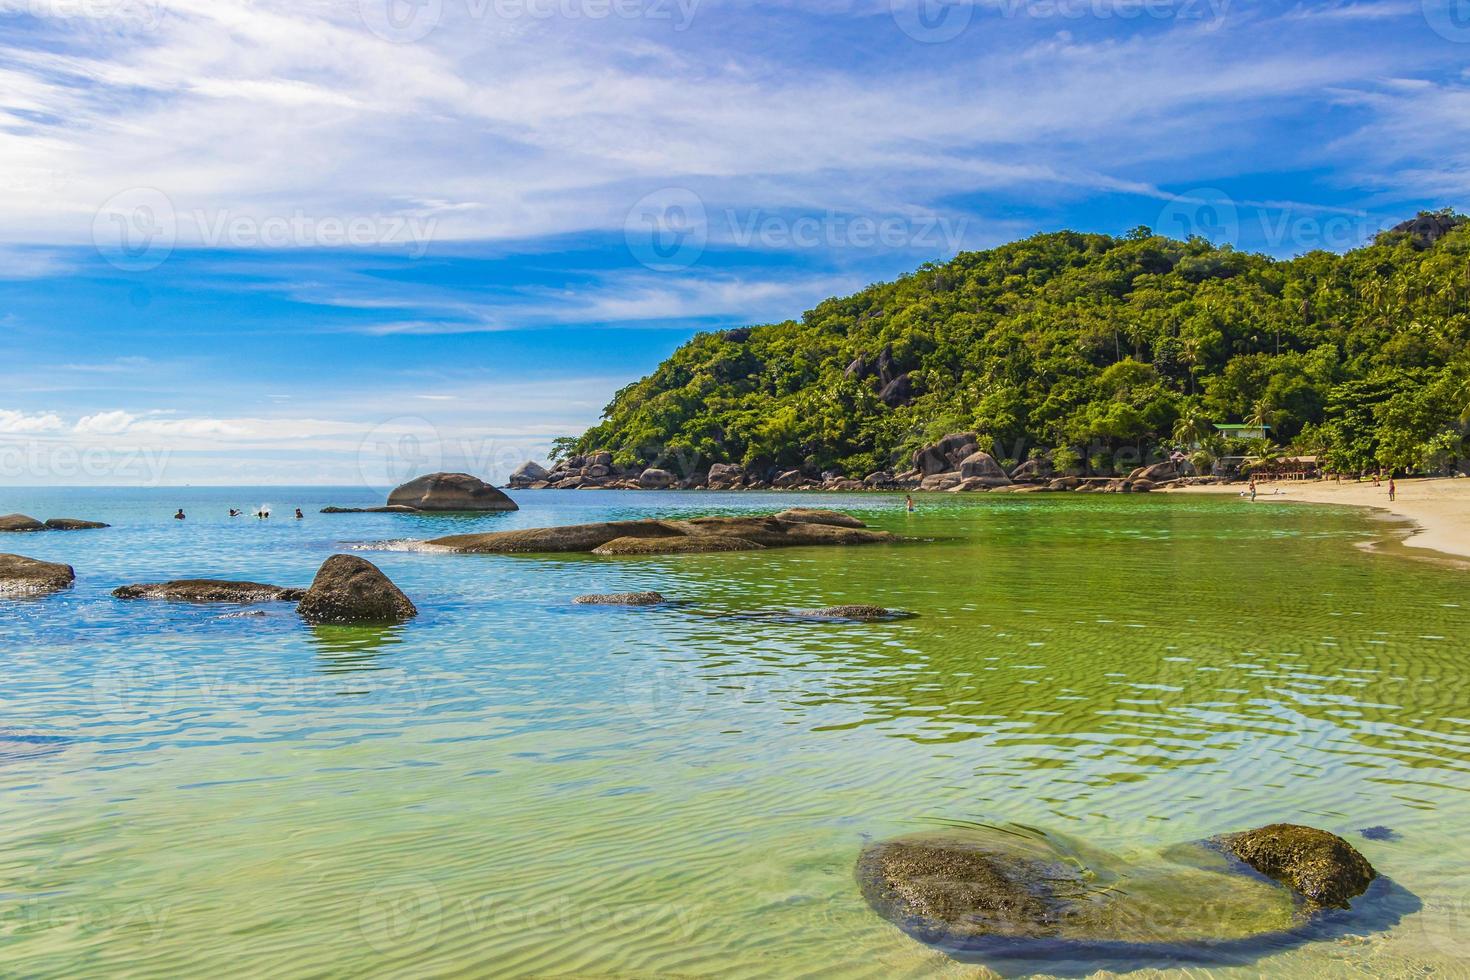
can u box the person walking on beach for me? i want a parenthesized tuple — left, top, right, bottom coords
(1249, 477, 1257, 502)
(905, 494, 915, 513)
(174, 508, 186, 520)
(1389, 476, 1396, 502)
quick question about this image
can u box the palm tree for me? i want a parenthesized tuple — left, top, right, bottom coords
(1248, 400, 1275, 434)
(1173, 406, 1212, 448)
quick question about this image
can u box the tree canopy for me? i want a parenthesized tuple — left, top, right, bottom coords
(573, 213, 1470, 477)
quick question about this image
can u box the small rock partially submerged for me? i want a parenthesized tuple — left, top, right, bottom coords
(787, 605, 911, 621)
(44, 518, 110, 530)
(0, 553, 76, 596)
(427, 514, 896, 556)
(0, 514, 47, 533)
(320, 505, 420, 514)
(112, 580, 306, 603)
(1, 514, 109, 532)
(297, 554, 417, 625)
(573, 592, 667, 605)
(1216, 823, 1376, 909)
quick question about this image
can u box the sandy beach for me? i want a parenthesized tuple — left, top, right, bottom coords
(1170, 476, 1470, 562)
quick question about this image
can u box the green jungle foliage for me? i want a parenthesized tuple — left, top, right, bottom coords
(574, 212, 1470, 477)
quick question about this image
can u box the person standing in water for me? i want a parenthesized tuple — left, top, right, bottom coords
(294, 508, 304, 520)
(905, 494, 915, 513)
(174, 509, 186, 520)
(1388, 476, 1396, 502)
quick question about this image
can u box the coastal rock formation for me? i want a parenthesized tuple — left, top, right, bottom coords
(773, 508, 867, 528)
(1010, 458, 1053, 481)
(1387, 211, 1466, 249)
(573, 592, 667, 605)
(112, 580, 306, 603)
(43, 518, 110, 530)
(593, 535, 765, 555)
(958, 451, 1011, 486)
(509, 460, 551, 488)
(426, 514, 896, 555)
(1129, 459, 1197, 484)
(638, 468, 677, 489)
(297, 555, 418, 625)
(387, 472, 519, 512)
(0, 553, 76, 596)
(878, 372, 914, 407)
(0, 514, 47, 532)
(707, 463, 744, 489)
(913, 433, 979, 476)
(1217, 824, 1376, 909)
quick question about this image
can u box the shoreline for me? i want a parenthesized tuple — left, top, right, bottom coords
(1165, 476, 1470, 563)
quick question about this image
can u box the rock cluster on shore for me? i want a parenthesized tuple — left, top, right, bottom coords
(507, 434, 1210, 494)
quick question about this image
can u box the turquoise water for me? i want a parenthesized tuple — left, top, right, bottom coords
(1, 487, 1467, 977)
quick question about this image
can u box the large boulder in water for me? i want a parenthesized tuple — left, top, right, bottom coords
(638, 468, 677, 489)
(297, 555, 417, 625)
(0, 553, 75, 596)
(1217, 824, 1376, 909)
(113, 580, 305, 603)
(0, 514, 47, 533)
(387, 473, 518, 512)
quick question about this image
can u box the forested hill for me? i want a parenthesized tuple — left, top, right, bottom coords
(570, 211, 1470, 478)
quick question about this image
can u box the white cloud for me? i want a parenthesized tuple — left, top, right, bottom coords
(0, 409, 65, 433)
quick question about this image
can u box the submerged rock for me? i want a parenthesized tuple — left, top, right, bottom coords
(573, 591, 667, 605)
(297, 555, 417, 625)
(43, 518, 110, 530)
(860, 828, 1324, 954)
(0, 514, 47, 533)
(1217, 824, 1377, 909)
(112, 580, 306, 603)
(387, 472, 518, 512)
(0, 553, 76, 596)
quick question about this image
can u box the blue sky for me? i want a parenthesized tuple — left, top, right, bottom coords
(1, 0, 1468, 485)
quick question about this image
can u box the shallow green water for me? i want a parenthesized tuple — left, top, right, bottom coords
(1, 488, 1467, 977)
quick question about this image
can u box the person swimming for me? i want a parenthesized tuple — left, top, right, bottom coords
(229, 509, 241, 517)
(294, 508, 304, 520)
(174, 509, 186, 520)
